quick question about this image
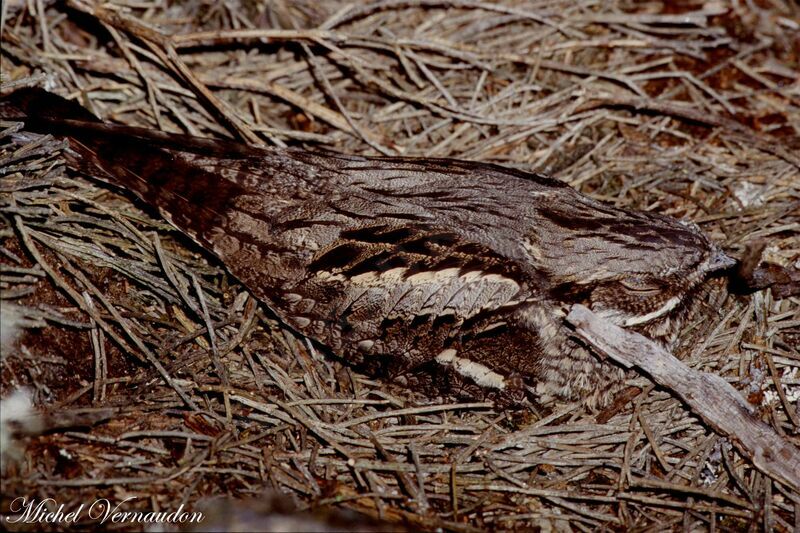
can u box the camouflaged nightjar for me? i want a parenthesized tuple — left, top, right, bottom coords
(2, 88, 735, 408)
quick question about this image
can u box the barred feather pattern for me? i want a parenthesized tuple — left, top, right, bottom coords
(1, 89, 734, 408)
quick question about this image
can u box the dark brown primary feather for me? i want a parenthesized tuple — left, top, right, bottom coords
(1, 88, 735, 408)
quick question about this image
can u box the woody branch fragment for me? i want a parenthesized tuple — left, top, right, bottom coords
(566, 304, 800, 492)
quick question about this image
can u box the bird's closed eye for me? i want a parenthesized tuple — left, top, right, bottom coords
(619, 277, 663, 294)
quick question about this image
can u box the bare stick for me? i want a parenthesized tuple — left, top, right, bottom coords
(566, 304, 800, 492)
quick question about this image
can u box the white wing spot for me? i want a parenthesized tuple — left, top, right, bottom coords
(435, 349, 506, 390)
(624, 296, 682, 326)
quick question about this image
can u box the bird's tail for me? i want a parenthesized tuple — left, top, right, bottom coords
(0, 88, 255, 247)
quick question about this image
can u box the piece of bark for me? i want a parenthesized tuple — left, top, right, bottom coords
(566, 304, 800, 492)
(729, 240, 800, 298)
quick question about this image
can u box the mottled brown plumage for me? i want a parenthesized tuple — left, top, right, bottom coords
(1, 89, 735, 408)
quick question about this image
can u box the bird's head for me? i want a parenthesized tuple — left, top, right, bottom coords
(528, 191, 735, 343)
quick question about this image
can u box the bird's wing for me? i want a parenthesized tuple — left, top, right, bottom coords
(3, 88, 551, 399)
(260, 221, 546, 381)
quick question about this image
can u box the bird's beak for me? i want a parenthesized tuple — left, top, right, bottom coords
(705, 248, 737, 273)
